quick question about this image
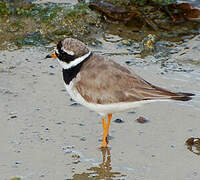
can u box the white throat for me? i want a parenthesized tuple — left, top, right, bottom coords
(57, 51, 91, 69)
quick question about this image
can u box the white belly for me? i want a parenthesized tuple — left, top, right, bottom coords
(64, 81, 168, 116)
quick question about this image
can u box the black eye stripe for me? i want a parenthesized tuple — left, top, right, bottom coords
(56, 41, 77, 63)
(57, 41, 62, 53)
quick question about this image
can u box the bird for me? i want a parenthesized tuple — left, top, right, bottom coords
(46, 38, 194, 148)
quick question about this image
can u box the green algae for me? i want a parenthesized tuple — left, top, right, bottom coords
(107, 0, 177, 7)
(0, 1, 102, 50)
(0, 0, 199, 51)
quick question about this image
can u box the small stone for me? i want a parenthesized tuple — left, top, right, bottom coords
(49, 72, 55, 75)
(128, 111, 135, 114)
(15, 161, 20, 165)
(62, 146, 75, 153)
(80, 137, 86, 141)
(25, 58, 30, 62)
(10, 115, 17, 119)
(186, 137, 200, 146)
(114, 118, 124, 123)
(186, 137, 195, 146)
(9, 66, 16, 69)
(56, 121, 64, 125)
(107, 135, 113, 140)
(121, 39, 132, 46)
(79, 123, 84, 126)
(72, 154, 80, 159)
(72, 160, 80, 164)
(170, 145, 175, 148)
(49, 65, 55, 68)
(136, 116, 149, 124)
(125, 60, 131, 65)
(70, 102, 80, 106)
(35, 108, 40, 111)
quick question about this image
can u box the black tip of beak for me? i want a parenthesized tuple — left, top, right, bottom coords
(45, 54, 52, 58)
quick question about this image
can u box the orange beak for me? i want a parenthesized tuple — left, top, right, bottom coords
(45, 51, 57, 58)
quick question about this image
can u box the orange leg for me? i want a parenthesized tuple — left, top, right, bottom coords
(101, 116, 108, 148)
(106, 114, 112, 137)
(101, 114, 112, 148)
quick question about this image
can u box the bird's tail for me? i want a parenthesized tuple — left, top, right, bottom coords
(170, 92, 195, 101)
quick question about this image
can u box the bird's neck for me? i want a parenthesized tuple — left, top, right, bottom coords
(62, 52, 92, 85)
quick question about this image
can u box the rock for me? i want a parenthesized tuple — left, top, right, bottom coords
(136, 116, 149, 123)
(121, 39, 133, 46)
(114, 118, 124, 123)
(80, 137, 86, 141)
(70, 102, 81, 106)
(10, 115, 17, 119)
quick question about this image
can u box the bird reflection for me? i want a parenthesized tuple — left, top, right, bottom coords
(71, 148, 126, 179)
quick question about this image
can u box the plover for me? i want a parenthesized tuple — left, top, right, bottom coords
(46, 38, 194, 148)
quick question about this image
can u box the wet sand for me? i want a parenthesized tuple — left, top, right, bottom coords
(1, 1, 200, 179)
(0, 34, 200, 180)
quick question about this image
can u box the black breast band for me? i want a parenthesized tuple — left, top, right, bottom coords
(62, 53, 92, 85)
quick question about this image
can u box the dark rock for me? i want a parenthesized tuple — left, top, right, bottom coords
(114, 118, 124, 123)
(49, 65, 55, 68)
(80, 137, 86, 141)
(136, 116, 149, 123)
(78, 123, 84, 126)
(49, 72, 55, 75)
(10, 115, 17, 119)
(70, 102, 81, 106)
(125, 60, 131, 65)
(25, 58, 31, 62)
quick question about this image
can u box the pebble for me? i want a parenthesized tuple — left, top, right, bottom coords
(80, 137, 86, 141)
(125, 60, 131, 65)
(70, 102, 80, 106)
(15, 161, 20, 165)
(128, 111, 135, 114)
(114, 118, 124, 123)
(10, 115, 17, 119)
(49, 72, 55, 75)
(170, 145, 175, 148)
(136, 116, 149, 124)
(121, 39, 132, 46)
(72, 154, 80, 159)
(49, 65, 55, 68)
(56, 121, 65, 125)
(25, 58, 31, 62)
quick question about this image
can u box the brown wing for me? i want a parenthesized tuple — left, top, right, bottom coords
(75, 54, 194, 104)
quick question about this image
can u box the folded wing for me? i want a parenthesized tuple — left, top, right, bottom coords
(75, 54, 194, 104)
